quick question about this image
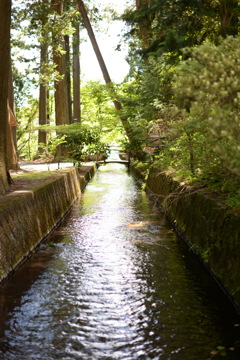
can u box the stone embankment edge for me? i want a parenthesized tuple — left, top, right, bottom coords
(0, 164, 96, 284)
(130, 163, 240, 313)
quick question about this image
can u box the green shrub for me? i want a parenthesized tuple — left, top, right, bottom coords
(174, 35, 240, 176)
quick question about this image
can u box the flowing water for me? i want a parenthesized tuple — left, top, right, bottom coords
(0, 162, 240, 359)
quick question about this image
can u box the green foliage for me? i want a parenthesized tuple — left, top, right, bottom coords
(123, 0, 239, 58)
(62, 125, 109, 163)
(147, 35, 240, 211)
(81, 80, 125, 144)
(190, 244, 211, 264)
(11, 1, 42, 106)
(119, 54, 175, 157)
(12, 65, 35, 109)
(48, 135, 67, 157)
(174, 35, 240, 176)
(36, 123, 109, 163)
(16, 78, 124, 161)
(17, 98, 39, 160)
(200, 171, 240, 212)
(210, 345, 236, 358)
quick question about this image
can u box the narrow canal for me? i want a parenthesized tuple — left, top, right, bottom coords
(0, 162, 240, 359)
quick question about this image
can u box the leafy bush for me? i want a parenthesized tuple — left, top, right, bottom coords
(151, 35, 240, 210)
(62, 125, 109, 163)
(174, 35, 240, 176)
(35, 123, 109, 163)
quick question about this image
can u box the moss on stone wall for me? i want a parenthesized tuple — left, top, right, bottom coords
(129, 161, 151, 183)
(145, 165, 240, 312)
(0, 165, 96, 284)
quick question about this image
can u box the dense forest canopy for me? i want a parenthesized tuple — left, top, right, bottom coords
(0, 0, 240, 211)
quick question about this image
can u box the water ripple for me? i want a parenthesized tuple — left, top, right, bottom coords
(0, 164, 239, 359)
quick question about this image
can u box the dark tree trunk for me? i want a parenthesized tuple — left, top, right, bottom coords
(72, 21, 81, 123)
(65, 34, 73, 123)
(136, 0, 152, 48)
(0, 0, 11, 193)
(7, 57, 19, 169)
(51, 0, 70, 126)
(218, 0, 239, 37)
(38, 40, 48, 152)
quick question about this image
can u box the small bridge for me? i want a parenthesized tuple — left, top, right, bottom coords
(96, 160, 130, 166)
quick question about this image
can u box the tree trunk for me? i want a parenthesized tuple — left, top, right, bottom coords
(136, 0, 152, 48)
(0, 0, 11, 194)
(51, 0, 70, 126)
(6, 101, 18, 170)
(65, 34, 73, 123)
(7, 57, 19, 170)
(187, 132, 195, 175)
(219, 0, 238, 37)
(72, 21, 81, 122)
(38, 39, 48, 153)
(77, 0, 130, 138)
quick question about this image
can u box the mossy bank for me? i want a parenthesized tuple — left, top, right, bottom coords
(130, 162, 240, 312)
(0, 164, 96, 284)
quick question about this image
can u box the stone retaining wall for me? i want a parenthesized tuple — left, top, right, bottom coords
(0, 165, 96, 283)
(145, 166, 240, 312)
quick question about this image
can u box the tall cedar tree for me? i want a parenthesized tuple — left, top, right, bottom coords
(7, 57, 18, 169)
(38, 10, 49, 152)
(72, 20, 81, 122)
(51, 0, 70, 126)
(0, 0, 12, 194)
(64, 0, 73, 123)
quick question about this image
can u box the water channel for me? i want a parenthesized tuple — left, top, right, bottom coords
(0, 160, 240, 359)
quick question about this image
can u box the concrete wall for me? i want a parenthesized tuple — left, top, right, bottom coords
(145, 166, 240, 312)
(0, 165, 96, 283)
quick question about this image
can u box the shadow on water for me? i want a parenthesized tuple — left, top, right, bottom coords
(0, 163, 240, 360)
